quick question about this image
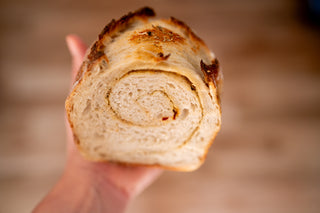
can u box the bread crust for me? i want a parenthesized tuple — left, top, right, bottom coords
(65, 7, 222, 171)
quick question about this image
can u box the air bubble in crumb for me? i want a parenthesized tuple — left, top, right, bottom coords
(93, 145, 102, 151)
(191, 103, 197, 110)
(82, 99, 91, 115)
(99, 153, 106, 158)
(167, 83, 175, 88)
(180, 108, 189, 119)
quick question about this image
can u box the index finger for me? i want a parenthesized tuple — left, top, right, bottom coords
(66, 34, 88, 83)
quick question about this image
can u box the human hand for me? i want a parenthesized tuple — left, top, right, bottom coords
(33, 35, 162, 213)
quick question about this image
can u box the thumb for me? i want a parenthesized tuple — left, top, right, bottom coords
(66, 34, 88, 83)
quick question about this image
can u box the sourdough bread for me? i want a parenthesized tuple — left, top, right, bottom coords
(65, 7, 222, 171)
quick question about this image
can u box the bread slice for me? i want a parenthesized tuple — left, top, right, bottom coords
(65, 7, 222, 171)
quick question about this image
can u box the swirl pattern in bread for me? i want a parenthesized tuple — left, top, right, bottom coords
(65, 7, 222, 171)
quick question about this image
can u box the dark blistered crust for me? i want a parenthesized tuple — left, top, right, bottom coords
(98, 7, 155, 40)
(88, 42, 106, 61)
(87, 7, 155, 64)
(200, 59, 222, 104)
(200, 59, 220, 87)
(73, 7, 156, 84)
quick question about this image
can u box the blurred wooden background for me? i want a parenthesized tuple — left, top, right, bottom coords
(1, 0, 320, 212)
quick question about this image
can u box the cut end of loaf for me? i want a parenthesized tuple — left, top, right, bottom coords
(65, 7, 222, 171)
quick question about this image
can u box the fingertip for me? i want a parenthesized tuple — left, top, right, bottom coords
(65, 34, 87, 58)
(65, 34, 74, 44)
(66, 34, 79, 57)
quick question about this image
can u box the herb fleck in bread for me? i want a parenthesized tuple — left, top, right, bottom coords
(65, 7, 222, 171)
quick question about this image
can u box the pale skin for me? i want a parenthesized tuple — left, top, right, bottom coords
(33, 35, 163, 213)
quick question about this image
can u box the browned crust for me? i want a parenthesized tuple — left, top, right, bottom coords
(200, 59, 219, 87)
(166, 17, 207, 48)
(87, 7, 155, 64)
(200, 59, 222, 104)
(129, 25, 183, 62)
(130, 25, 185, 44)
(74, 64, 85, 83)
(98, 7, 155, 41)
(73, 7, 155, 84)
(87, 42, 106, 61)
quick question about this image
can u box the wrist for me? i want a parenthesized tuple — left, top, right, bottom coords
(65, 147, 161, 204)
(66, 149, 143, 199)
(33, 161, 129, 213)
(62, 156, 130, 207)
(62, 160, 130, 212)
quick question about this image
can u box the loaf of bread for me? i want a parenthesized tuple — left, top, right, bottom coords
(65, 7, 222, 171)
